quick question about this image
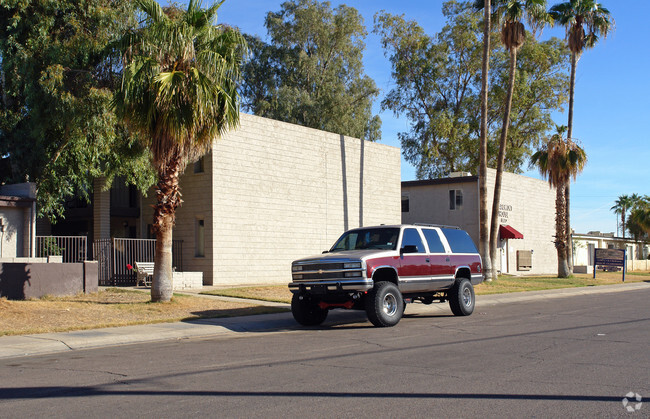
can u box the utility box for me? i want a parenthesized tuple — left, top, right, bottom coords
(517, 250, 532, 271)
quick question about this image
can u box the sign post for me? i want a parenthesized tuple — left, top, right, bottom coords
(593, 248, 626, 281)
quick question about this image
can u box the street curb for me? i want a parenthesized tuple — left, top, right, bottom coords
(1, 281, 648, 360)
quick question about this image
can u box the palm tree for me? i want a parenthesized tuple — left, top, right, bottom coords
(611, 194, 634, 238)
(114, 0, 246, 302)
(549, 0, 614, 271)
(478, 0, 493, 281)
(628, 196, 650, 259)
(478, 0, 550, 280)
(530, 125, 586, 278)
(629, 201, 650, 235)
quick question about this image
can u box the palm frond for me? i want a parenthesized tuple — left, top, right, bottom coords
(136, 0, 168, 24)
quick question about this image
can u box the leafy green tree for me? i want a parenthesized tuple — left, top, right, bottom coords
(374, 1, 569, 178)
(0, 0, 155, 220)
(114, 0, 246, 302)
(482, 0, 550, 281)
(241, 0, 381, 141)
(549, 0, 614, 271)
(530, 125, 586, 277)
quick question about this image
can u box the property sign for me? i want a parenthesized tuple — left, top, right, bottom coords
(593, 248, 626, 281)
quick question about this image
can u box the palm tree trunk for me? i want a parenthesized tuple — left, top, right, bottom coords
(479, 0, 492, 282)
(489, 49, 517, 281)
(556, 182, 570, 278)
(566, 183, 572, 271)
(565, 52, 578, 274)
(151, 150, 183, 302)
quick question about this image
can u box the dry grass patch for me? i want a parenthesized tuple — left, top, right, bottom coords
(202, 286, 292, 304)
(0, 288, 287, 336)
(475, 272, 647, 295)
(205, 272, 649, 302)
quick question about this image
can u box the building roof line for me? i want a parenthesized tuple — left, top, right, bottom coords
(402, 175, 478, 188)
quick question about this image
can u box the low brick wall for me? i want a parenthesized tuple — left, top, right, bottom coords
(0, 261, 98, 300)
(628, 260, 650, 271)
(172, 271, 203, 291)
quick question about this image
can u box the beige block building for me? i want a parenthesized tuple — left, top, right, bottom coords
(573, 231, 649, 273)
(401, 169, 558, 275)
(141, 113, 402, 285)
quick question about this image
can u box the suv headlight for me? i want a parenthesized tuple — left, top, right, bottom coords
(292, 265, 303, 272)
(343, 262, 362, 269)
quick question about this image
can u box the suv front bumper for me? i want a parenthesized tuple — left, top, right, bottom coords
(289, 279, 373, 294)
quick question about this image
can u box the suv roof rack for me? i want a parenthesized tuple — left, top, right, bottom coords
(414, 223, 460, 230)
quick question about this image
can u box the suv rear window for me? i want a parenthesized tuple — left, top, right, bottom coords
(421, 229, 445, 253)
(441, 228, 478, 253)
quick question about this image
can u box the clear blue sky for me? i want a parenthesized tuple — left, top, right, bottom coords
(212, 0, 649, 235)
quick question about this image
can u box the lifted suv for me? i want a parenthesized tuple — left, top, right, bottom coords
(289, 224, 483, 327)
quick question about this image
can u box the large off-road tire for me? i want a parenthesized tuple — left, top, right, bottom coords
(365, 281, 404, 327)
(448, 278, 475, 316)
(291, 293, 328, 326)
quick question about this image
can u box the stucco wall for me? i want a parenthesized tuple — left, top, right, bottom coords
(0, 182, 36, 258)
(0, 207, 25, 258)
(402, 177, 479, 240)
(0, 260, 98, 300)
(143, 113, 401, 285)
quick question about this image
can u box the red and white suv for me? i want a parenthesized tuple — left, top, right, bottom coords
(289, 224, 483, 327)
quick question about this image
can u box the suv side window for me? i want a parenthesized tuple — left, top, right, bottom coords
(401, 228, 425, 253)
(441, 228, 478, 253)
(422, 229, 446, 253)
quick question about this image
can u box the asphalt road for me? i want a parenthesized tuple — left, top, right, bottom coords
(1, 287, 648, 418)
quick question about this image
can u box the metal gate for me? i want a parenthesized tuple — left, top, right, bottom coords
(35, 236, 88, 262)
(93, 238, 183, 286)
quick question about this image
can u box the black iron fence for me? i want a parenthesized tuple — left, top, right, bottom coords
(35, 236, 88, 263)
(93, 238, 183, 286)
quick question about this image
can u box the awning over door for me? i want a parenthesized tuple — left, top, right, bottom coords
(499, 225, 523, 240)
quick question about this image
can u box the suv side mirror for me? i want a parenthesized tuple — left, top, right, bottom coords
(401, 245, 419, 254)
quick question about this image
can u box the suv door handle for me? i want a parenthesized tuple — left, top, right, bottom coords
(425, 258, 430, 263)
(446, 257, 450, 262)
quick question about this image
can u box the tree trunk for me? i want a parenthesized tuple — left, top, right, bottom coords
(489, 48, 517, 281)
(479, 0, 492, 282)
(565, 52, 578, 274)
(556, 182, 570, 278)
(152, 221, 174, 302)
(566, 183, 572, 271)
(151, 150, 183, 302)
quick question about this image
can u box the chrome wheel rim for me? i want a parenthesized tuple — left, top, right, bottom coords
(383, 293, 398, 316)
(462, 286, 472, 307)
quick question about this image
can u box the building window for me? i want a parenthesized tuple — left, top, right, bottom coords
(449, 189, 463, 210)
(195, 218, 205, 257)
(401, 196, 410, 213)
(193, 156, 205, 174)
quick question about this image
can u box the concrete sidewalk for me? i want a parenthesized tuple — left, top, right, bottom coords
(1, 282, 648, 360)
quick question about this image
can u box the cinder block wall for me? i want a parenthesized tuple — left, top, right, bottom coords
(401, 169, 558, 275)
(486, 169, 557, 275)
(144, 114, 401, 285)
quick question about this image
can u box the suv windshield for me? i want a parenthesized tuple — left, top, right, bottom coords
(330, 228, 400, 252)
